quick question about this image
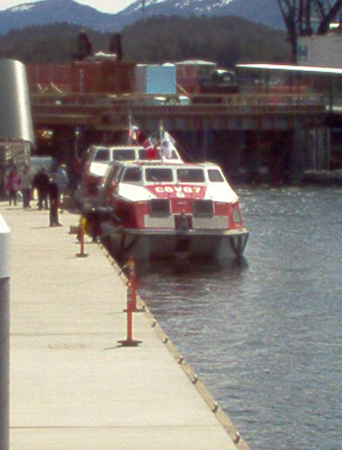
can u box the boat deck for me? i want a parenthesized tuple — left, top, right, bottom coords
(1, 201, 248, 450)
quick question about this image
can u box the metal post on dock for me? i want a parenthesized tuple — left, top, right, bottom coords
(118, 281, 142, 347)
(127, 256, 138, 311)
(76, 216, 88, 258)
(0, 213, 10, 450)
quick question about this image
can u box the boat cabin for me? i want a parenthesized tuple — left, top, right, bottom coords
(82, 144, 183, 197)
(85, 144, 182, 169)
(98, 161, 239, 207)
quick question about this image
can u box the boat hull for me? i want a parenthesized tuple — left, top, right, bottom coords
(101, 225, 249, 263)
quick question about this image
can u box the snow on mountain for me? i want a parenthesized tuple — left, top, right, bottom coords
(8, 3, 36, 13)
(124, 0, 233, 14)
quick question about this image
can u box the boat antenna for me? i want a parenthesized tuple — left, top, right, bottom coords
(159, 120, 164, 143)
(159, 120, 164, 162)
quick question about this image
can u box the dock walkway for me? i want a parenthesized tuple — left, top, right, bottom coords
(1, 202, 248, 450)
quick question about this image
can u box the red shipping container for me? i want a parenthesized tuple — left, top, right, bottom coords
(26, 64, 72, 92)
(72, 61, 136, 94)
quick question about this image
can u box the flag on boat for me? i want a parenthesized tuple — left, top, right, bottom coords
(128, 124, 139, 144)
(160, 131, 176, 159)
(143, 137, 158, 160)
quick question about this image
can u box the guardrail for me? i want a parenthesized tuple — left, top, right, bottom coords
(31, 92, 326, 115)
(31, 90, 326, 103)
(30, 91, 328, 133)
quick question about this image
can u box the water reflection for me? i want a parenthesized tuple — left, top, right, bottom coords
(137, 257, 248, 314)
(130, 187, 342, 450)
(136, 255, 248, 278)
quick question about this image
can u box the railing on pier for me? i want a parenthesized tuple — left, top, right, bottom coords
(30, 91, 327, 132)
(30, 91, 326, 108)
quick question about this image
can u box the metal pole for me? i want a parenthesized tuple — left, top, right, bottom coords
(118, 282, 142, 347)
(0, 213, 10, 450)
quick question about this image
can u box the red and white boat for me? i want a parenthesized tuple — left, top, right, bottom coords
(79, 128, 183, 201)
(94, 160, 249, 262)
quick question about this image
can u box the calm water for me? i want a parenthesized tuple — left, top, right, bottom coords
(136, 186, 342, 450)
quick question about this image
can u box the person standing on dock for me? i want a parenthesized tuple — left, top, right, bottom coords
(6, 168, 21, 206)
(21, 164, 33, 209)
(33, 167, 49, 210)
(48, 172, 62, 227)
(56, 163, 69, 207)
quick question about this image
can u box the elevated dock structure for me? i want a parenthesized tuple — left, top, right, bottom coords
(31, 92, 326, 133)
(2, 204, 249, 450)
(31, 91, 330, 183)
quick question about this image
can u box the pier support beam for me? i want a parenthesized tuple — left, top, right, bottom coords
(213, 131, 244, 177)
(288, 129, 307, 183)
(244, 131, 261, 183)
(268, 131, 291, 185)
(173, 130, 211, 162)
(308, 127, 331, 170)
(0, 214, 10, 450)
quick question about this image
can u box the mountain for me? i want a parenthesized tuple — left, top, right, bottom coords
(0, 0, 122, 33)
(0, 0, 284, 34)
(121, 0, 284, 30)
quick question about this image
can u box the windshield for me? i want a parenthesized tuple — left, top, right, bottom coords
(94, 149, 110, 162)
(122, 167, 142, 182)
(177, 168, 205, 183)
(208, 169, 224, 182)
(112, 149, 136, 161)
(145, 168, 173, 182)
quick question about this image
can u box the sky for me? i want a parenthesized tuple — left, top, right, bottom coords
(0, 0, 135, 13)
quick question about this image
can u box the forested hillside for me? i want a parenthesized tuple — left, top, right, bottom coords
(0, 15, 291, 67)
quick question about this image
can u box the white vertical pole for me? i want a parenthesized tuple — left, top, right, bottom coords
(159, 121, 164, 162)
(0, 213, 10, 450)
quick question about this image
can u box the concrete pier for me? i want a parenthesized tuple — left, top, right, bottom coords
(0, 202, 249, 450)
(0, 213, 10, 450)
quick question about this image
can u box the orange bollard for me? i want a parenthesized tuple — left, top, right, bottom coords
(76, 216, 88, 258)
(118, 282, 142, 347)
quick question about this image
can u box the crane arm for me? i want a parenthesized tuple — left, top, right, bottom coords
(317, 0, 342, 33)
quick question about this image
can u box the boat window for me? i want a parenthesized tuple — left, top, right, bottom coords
(145, 168, 173, 182)
(193, 199, 214, 217)
(94, 149, 110, 162)
(177, 168, 205, 183)
(149, 199, 170, 216)
(122, 167, 142, 182)
(139, 149, 161, 161)
(112, 149, 136, 161)
(208, 169, 224, 182)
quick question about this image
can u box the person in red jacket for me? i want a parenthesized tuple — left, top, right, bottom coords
(6, 168, 21, 206)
